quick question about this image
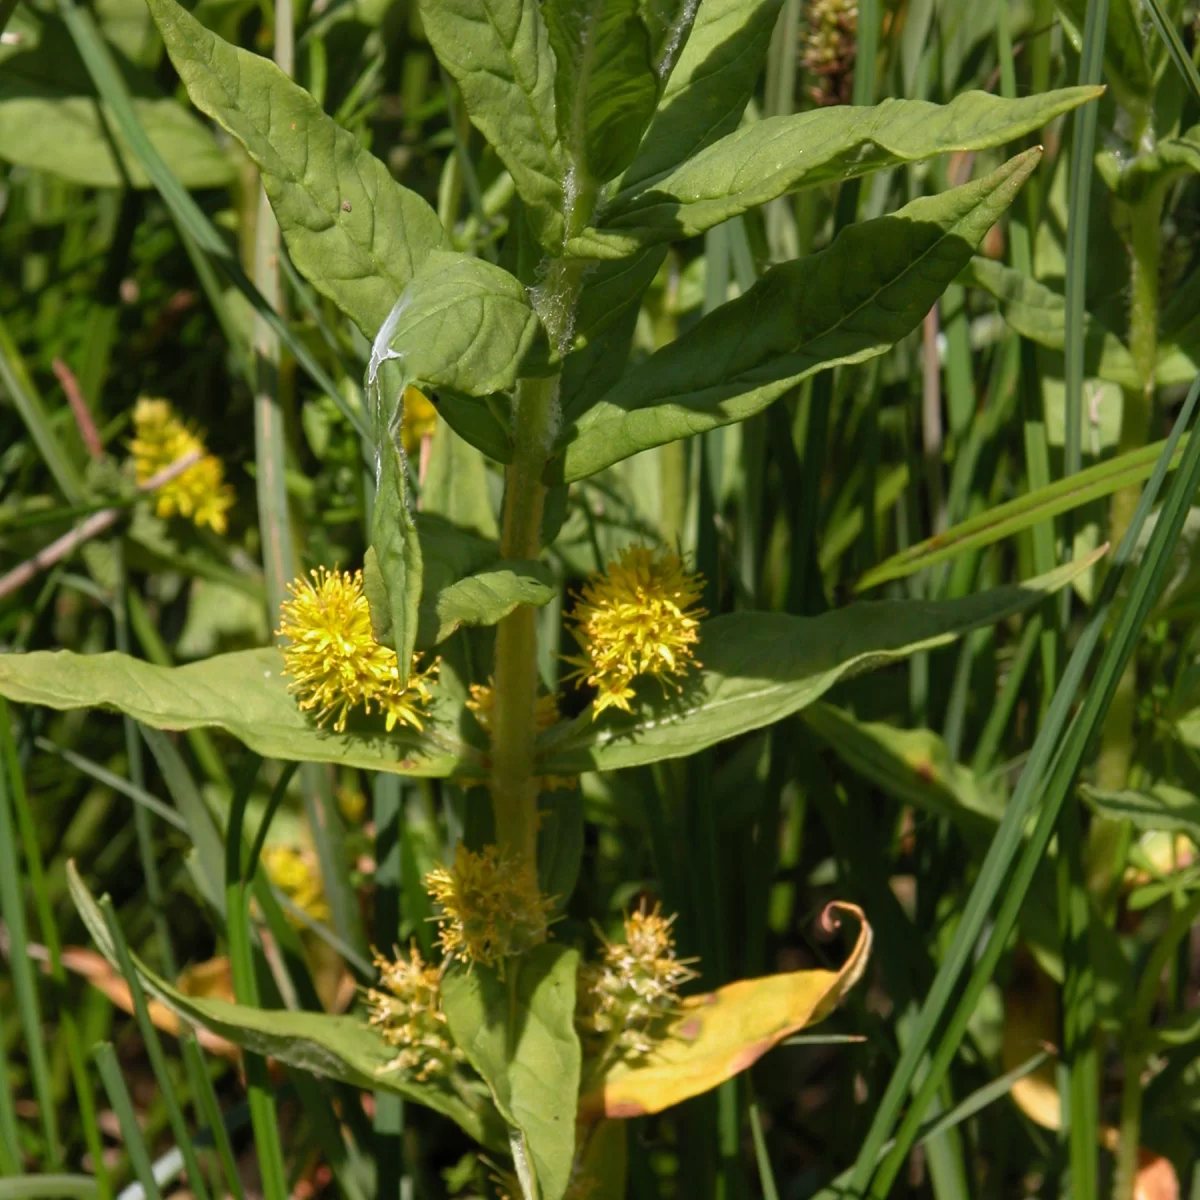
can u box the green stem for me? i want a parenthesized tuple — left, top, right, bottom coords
(1094, 183, 1163, 803)
(489, 258, 583, 868)
(1112, 887, 1200, 1200)
(491, 371, 555, 866)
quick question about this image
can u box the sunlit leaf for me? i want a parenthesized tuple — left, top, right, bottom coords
(554, 152, 1041, 479)
(0, 649, 484, 780)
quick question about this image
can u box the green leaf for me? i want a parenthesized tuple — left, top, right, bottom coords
(553, 151, 1041, 482)
(0, 15, 232, 189)
(562, 247, 666, 423)
(636, 0, 698, 74)
(0, 648, 483, 780)
(422, 423, 500, 541)
(572, 89, 1100, 258)
(419, 0, 566, 250)
(146, 0, 446, 338)
(963, 257, 1138, 389)
(371, 252, 541, 398)
(1081, 782, 1200, 843)
(537, 553, 1100, 773)
(367, 414, 423, 677)
(801, 702, 1006, 832)
(544, 0, 659, 187)
(426, 563, 556, 645)
(621, 0, 782, 190)
(65, 864, 505, 1147)
(413, 516, 555, 646)
(1096, 125, 1200, 202)
(442, 947, 582, 1200)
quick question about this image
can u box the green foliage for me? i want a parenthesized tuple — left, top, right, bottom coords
(442, 947, 582, 1200)
(8, 0, 1200, 1195)
(540, 555, 1098, 772)
(67, 863, 506, 1146)
(0, 649, 482, 778)
(146, 0, 446, 337)
(556, 151, 1042, 479)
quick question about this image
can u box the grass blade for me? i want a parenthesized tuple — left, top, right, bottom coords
(0, 1179, 101, 1199)
(4, 708, 111, 1195)
(856, 433, 1189, 589)
(98, 898, 213, 1200)
(181, 1036, 245, 1200)
(1057, 0, 1110, 1184)
(0, 719, 62, 1167)
(224, 756, 289, 1200)
(848, 374, 1200, 1194)
(93, 1043, 163, 1200)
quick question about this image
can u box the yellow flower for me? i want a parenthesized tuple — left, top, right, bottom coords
(262, 845, 330, 923)
(579, 903, 698, 1062)
(564, 546, 706, 718)
(365, 943, 463, 1079)
(277, 566, 437, 734)
(400, 385, 438, 455)
(130, 397, 235, 534)
(424, 843, 554, 972)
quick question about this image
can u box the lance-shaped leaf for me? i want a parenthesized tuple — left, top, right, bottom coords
(419, 0, 566, 250)
(146, 0, 446, 338)
(964, 257, 1139, 388)
(579, 903, 870, 1119)
(537, 552, 1100, 774)
(552, 150, 1041, 482)
(544, 0, 659, 187)
(621, 0, 783, 190)
(0, 15, 232, 190)
(1097, 126, 1200, 202)
(66, 864, 505, 1147)
(570, 89, 1099, 258)
(442, 947, 582, 1200)
(371, 252, 542, 398)
(0, 648, 484, 780)
(424, 562, 557, 645)
(414, 515, 555, 645)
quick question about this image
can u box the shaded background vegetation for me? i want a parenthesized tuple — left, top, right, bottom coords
(5, 0, 1200, 1197)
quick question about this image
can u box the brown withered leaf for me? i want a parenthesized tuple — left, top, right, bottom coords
(579, 902, 871, 1120)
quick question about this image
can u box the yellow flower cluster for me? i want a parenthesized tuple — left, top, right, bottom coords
(565, 546, 706, 717)
(579, 904, 698, 1062)
(365, 943, 462, 1080)
(278, 567, 437, 734)
(424, 843, 554, 973)
(262, 845, 330, 922)
(130, 397, 235, 533)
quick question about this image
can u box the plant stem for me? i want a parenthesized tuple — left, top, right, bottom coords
(489, 257, 583, 867)
(491, 371, 555, 864)
(1095, 184, 1163, 792)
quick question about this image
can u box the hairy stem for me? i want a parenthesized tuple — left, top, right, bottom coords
(491, 371, 555, 865)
